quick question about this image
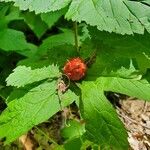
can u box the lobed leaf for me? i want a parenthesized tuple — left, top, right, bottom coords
(65, 0, 150, 34)
(80, 81, 128, 150)
(1, 0, 150, 34)
(96, 77, 150, 101)
(6, 65, 61, 87)
(81, 28, 150, 79)
(142, 0, 150, 5)
(0, 0, 71, 13)
(0, 81, 78, 144)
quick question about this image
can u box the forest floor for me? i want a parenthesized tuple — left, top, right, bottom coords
(1, 96, 150, 150)
(117, 98, 150, 150)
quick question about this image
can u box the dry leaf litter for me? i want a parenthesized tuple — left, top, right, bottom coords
(117, 98, 150, 150)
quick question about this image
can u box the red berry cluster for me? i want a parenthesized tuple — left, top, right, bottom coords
(63, 57, 87, 81)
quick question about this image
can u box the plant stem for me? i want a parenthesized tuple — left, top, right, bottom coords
(35, 126, 58, 145)
(74, 21, 79, 54)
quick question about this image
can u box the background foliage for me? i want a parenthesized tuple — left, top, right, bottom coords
(0, 0, 150, 149)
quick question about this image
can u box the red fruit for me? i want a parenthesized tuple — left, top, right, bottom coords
(63, 57, 87, 81)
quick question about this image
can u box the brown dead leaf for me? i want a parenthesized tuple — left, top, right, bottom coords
(117, 99, 150, 150)
(19, 133, 38, 150)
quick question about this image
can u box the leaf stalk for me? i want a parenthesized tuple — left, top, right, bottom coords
(73, 21, 79, 54)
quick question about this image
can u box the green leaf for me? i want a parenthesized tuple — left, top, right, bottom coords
(2, 0, 150, 34)
(65, 0, 150, 34)
(80, 82, 128, 150)
(0, 3, 21, 29)
(0, 0, 71, 14)
(64, 138, 82, 150)
(80, 140, 95, 150)
(142, 0, 150, 5)
(80, 42, 141, 80)
(0, 2, 9, 17)
(61, 120, 85, 140)
(81, 28, 150, 80)
(21, 11, 48, 38)
(17, 57, 50, 69)
(4, 6, 21, 23)
(0, 81, 78, 144)
(0, 28, 35, 54)
(37, 29, 75, 56)
(6, 65, 61, 87)
(0, 86, 12, 100)
(0, 28, 27, 50)
(19, 43, 37, 57)
(47, 45, 77, 67)
(41, 8, 67, 28)
(96, 77, 150, 101)
(124, 0, 150, 33)
(52, 145, 65, 150)
(18, 45, 76, 70)
(94, 30, 150, 73)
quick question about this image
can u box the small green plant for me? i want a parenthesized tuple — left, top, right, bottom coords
(0, 0, 150, 149)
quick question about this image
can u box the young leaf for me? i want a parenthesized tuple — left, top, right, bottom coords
(80, 82, 128, 150)
(96, 77, 150, 102)
(65, 0, 150, 34)
(0, 0, 71, 13)
(6, 65, 61, 87)
(0, 81, 78, 144)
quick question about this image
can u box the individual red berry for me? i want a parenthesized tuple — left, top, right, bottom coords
(63, 57, 87, 81)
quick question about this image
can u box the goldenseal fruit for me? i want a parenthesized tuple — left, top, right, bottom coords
(63, 57, 87, 81)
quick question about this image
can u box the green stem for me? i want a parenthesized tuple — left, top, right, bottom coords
(35, 126, 58, 145)
(74, 21, 79, 54)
